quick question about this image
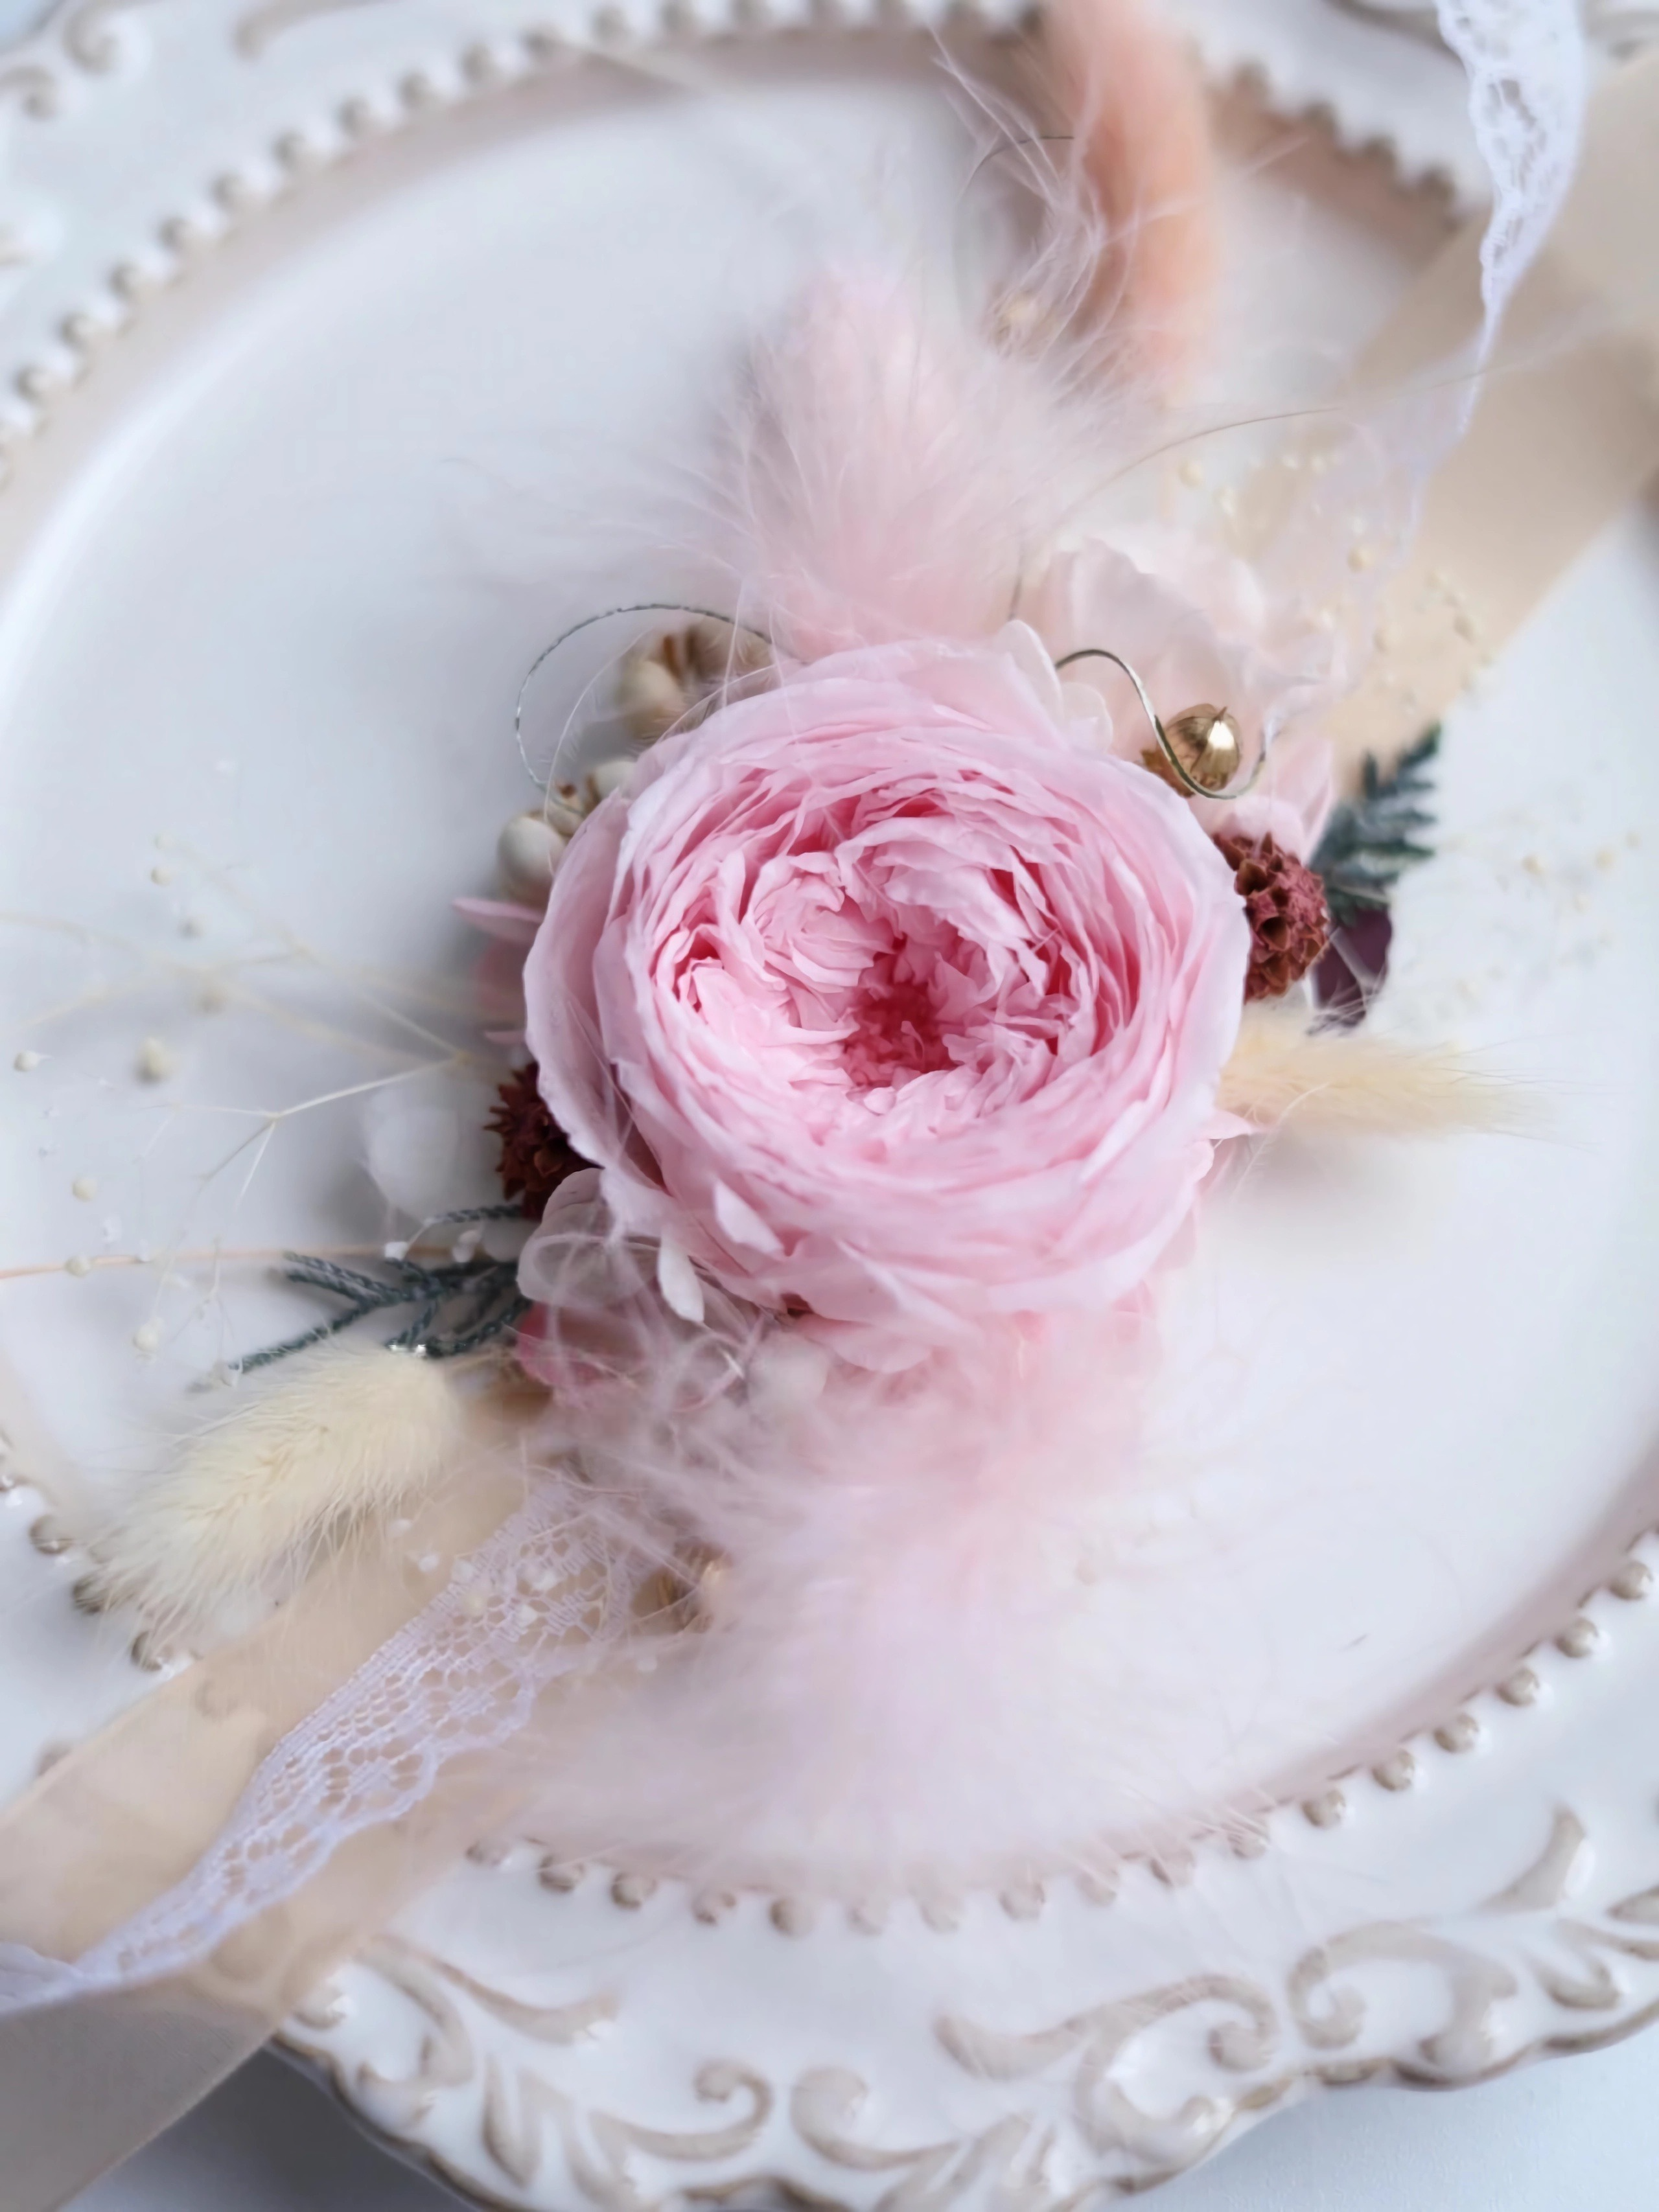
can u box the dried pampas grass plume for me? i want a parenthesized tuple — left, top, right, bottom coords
(1219, 1013, 1529, 1136)
(89, 1346, 471, 1642)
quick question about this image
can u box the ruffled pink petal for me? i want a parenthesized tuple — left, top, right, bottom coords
(522, 637, 1249, 1353)
(455, 896, 544, 948)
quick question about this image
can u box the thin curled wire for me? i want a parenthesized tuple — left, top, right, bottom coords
(513, 602, 774, 794)
(516, 614, 1266, 807)
(1055, 647, 1269, 802)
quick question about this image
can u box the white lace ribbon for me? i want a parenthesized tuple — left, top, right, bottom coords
(0, 1495, 615, 2014)
(1437, 0, 1587, 361)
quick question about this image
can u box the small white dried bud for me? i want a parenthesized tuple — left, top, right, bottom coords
(585, 757, 635, 808)
(615, 617, 773, 743)
(614, 650, 691, 742)
(496, 811, 566, 902)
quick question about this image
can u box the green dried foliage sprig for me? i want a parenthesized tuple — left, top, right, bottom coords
(1312, 726, 1441, 932)
(240, 1215, 529, 1375)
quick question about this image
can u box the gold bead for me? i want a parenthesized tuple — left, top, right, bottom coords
(1163, 704, 1243, 794)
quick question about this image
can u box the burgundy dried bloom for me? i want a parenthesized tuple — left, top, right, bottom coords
(489, 1063, 586, 1216)
(1214, 832, 1332, 1003)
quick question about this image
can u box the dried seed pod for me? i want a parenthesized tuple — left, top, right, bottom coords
(616, 617, 773, 743)
(1215, 832, 1331, 1002)
(489, 1063, 586, 1215)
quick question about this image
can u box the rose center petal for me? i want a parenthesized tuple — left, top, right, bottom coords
(661, 779, 1135, 1131)
(840, 936, 956, 1090)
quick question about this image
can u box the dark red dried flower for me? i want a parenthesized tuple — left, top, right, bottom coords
(489, 1063, 586, 1216)
(1214, 832, 1332, 1003)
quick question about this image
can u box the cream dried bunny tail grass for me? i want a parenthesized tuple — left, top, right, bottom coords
(1219, 1013, 1527, 1135)
(89, 1346, 471, 1640)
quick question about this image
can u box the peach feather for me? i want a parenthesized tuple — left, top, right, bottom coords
(1031, 0, 1218, 374)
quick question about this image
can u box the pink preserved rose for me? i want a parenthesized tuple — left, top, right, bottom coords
(522, 632, 1249, 1358)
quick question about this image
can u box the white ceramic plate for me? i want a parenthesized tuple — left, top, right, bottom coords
(1162, 0, 1659, 207)
(4, 5, 1659, 2206)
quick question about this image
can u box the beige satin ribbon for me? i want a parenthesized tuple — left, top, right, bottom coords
(1323, 49, 1659, 770)
(4, 50, 1659, 2212)
(0, 1474, 510, 1956)
(0, 1465, 612, 2211)
(0, 1797, 516, 2212)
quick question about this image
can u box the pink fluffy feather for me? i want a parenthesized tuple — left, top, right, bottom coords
(731, 4, 1218, 659)
(521, 1298, 1179, 1892)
